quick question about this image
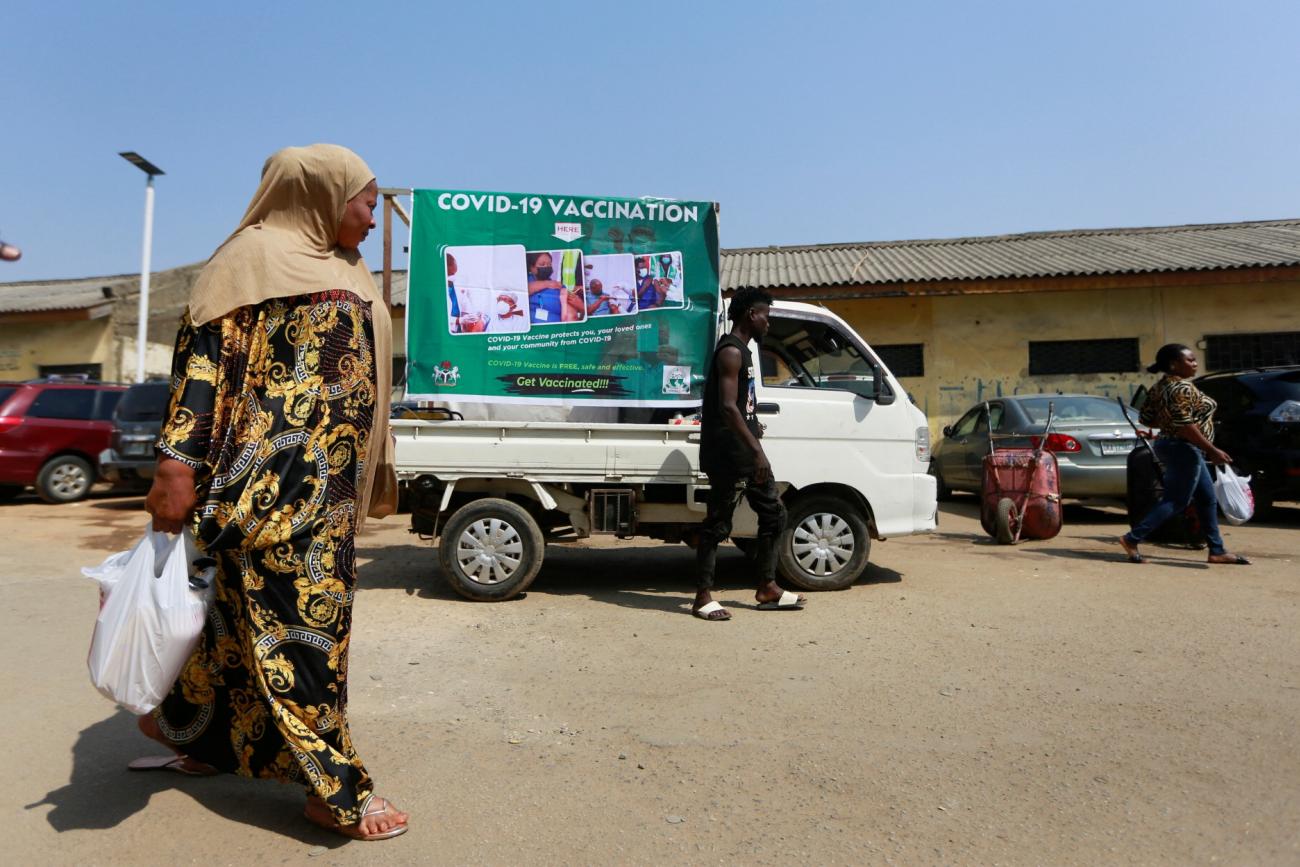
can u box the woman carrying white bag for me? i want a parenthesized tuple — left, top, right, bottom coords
(1119, 343, 1251, 566)
(111, 145, 407, 842)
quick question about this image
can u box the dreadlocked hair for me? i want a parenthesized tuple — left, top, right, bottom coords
(728, 287, 774, 323)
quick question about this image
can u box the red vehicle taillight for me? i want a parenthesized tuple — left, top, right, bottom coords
(0, 416, 21, 434)
(1029, 433, 1082, 452)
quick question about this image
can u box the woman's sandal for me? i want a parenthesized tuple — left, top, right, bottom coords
(1118, 536, 1145, 564)
(127, 754, 219, 776)
(305, 794, 409, 841)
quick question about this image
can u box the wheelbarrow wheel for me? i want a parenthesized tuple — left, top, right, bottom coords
(995, 497, 1019, 545)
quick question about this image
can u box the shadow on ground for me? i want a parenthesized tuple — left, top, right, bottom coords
(24, 710, 347, 847)
(358, 538, 903, 611)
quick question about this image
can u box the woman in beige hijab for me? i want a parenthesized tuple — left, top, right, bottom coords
(135, 144, 407, 840)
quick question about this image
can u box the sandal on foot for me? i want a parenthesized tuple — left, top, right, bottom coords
(1118, 537, 1145, 564)
(305, 795, 408, 841)
(757, 589, 805, 611)
(127, 755, 219, 777)
(693, 600, 731, 621)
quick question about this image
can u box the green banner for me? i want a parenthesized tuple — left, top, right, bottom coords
(405, 189, 719, 406)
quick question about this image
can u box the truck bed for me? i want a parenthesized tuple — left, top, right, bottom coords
(392, 418, 704, 485)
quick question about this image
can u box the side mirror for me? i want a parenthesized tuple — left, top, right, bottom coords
(942, 425, 953, 437)
(1130, 384, 1148, 411)
(873, 365, 896, 405)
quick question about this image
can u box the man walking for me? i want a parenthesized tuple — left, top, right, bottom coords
(694, 287, 806, 621)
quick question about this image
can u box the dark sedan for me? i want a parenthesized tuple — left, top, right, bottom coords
(930, 394, 1145, 500)
(1194, 365, 1300, 511)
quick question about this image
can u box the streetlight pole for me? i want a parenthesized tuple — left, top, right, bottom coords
(119, 151, 165, 383)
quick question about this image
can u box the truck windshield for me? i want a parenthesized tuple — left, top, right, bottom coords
(761, 317, 872, 390)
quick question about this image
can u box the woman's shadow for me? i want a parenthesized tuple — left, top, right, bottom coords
(25, 710, 346, 847)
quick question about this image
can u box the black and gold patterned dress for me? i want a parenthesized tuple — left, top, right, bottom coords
(153, 289, 379, 825)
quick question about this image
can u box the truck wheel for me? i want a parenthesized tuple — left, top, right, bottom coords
(777, 495, 871, 592)
(438, 498, 544, 601)
(36, 455, 94, 504)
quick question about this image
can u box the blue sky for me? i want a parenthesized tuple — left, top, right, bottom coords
(4, 0, 1299, 282)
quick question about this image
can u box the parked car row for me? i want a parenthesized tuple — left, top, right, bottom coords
(929, 365, 1300, 511)
(0, 377, 169, 503)
(7, 365, 1299, 510)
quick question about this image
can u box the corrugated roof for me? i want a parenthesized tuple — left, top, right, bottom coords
(722, 219, 1300, 291)
(0, 273, 134, 314)
(7, 218, 1298, 316)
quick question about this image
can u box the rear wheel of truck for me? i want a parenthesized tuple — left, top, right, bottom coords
(438, 498, 545, 602)
(777, 495, 871, 592)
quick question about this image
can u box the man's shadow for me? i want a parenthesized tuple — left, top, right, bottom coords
(25, 710, 346, 847)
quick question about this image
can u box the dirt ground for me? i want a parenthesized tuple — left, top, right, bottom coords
(6, 487, 1299, 866)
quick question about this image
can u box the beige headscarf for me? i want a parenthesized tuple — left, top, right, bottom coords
(188, 143, 398, 523)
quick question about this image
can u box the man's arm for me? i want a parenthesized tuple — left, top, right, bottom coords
(716, 345, 771, 484)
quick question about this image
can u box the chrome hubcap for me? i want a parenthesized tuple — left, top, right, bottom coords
(792, 512, 854, 576)
(456, 518, 523, 585)
(51, 464, 89, 497)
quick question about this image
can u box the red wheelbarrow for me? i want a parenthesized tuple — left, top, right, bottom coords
(979, 401, 1063, 544)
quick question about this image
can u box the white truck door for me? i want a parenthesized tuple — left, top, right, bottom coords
(750, 309, 916, 535)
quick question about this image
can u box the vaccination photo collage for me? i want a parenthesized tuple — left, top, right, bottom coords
(445, 244, 685, 335)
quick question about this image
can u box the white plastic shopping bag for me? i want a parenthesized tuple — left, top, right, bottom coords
(1213, 465, 1254, 526)
(83, 526, 214, 714)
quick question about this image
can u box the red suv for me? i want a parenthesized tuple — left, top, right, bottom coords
(0, 378, 127, 503)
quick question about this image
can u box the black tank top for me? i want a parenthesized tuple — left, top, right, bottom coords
(699, 333, 762, 475)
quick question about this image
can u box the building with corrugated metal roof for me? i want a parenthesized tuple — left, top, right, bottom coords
(718, 218, 1300, 428)
(3, 218, 1297, 435)
(0, 268, 196, 381)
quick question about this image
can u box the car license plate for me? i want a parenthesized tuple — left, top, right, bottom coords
(1100, 440, 1135, 455)
(123, 442, 152, 457)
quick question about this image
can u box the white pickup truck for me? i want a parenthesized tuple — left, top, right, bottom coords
(393, 299, 938, 601)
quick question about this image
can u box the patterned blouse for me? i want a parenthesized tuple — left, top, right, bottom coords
(1139, 375, 1217, 442)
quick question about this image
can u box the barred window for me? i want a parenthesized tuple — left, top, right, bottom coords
(873, 343, 924, 378)
(1204, 331, 1300, 371)
(1028, 338, 1140, 375)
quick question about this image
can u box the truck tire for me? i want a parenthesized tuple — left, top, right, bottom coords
(777, 495, 871, 592)
(438, 498, 544, 601)
(36, 455, 94, 504)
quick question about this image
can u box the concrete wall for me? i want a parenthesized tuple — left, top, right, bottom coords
(113, 336, 177, 382)
(0, 318, 115, 380)
(829, 278, 1300, 435)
